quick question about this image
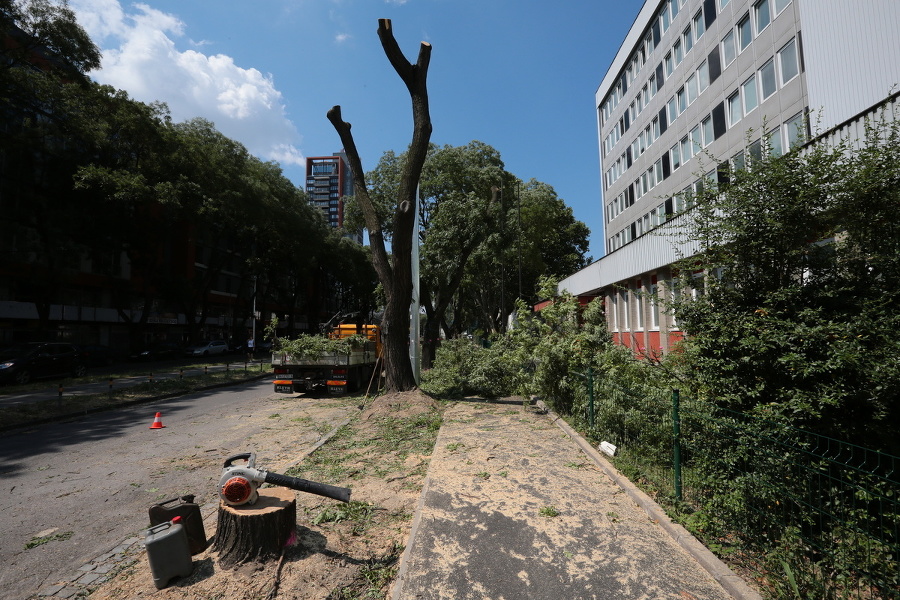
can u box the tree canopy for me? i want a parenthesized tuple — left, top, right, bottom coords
(670, 116, 900, 453)
(1, 5, 374, 346)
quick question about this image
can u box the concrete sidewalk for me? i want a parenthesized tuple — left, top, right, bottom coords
(391, 400, 762, 600)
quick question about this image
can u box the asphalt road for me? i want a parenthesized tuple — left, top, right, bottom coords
(0, 380, 357, 600)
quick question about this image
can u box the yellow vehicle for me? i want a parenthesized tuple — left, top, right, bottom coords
(272, 324, 381, 396)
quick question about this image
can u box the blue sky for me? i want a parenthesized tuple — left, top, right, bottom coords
(69, 0, 642, 259)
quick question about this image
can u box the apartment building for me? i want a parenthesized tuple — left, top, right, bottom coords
(305, 151, 361, 243)
(560, 0, 900, 354)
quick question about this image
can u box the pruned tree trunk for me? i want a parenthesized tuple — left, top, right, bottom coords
(327, 19, 432, 393)
(213, 487, 296, 568)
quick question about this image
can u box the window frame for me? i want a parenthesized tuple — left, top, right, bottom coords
(702, 115, 713, 146)
(779, 38, 800, 84)
(760, 57, 777, 100)
(755, 0, 771, 34)
(727, 90, 743, 126)
(742, 74, 758, 114)
(722, 30, 736, 66)
(737, 13, 752, 52)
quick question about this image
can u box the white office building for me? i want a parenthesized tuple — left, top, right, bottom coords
(561, 0, 900, 354)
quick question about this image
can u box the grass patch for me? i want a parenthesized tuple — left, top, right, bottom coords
(25, 531, 73, 549)
(539, 506, 560, 518)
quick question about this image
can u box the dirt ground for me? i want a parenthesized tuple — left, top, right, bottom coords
(87, 390, 442, 600)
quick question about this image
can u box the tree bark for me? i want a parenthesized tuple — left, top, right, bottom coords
(212, 487, 296, 568)
(327, 19, 432, 393)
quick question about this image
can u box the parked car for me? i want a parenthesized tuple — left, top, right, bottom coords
(184, 340, 229, 357)
(129, 342, 183, 361)
(76, 344, 119, 367)
(0, 342, 87, 385)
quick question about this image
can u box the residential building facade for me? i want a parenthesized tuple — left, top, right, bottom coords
(305, 151, 361, 243)
(561, 0, 900, 355)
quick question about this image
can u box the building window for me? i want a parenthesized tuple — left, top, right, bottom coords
(611, 294, 618, 331)
(686, 73, 698, 104)
(742, 74, 758, 114)
(766, 127, 783, 156)
(728, 90, 742, 125)
(720, 0, 731, 9)
(760, 57, 777, 100)
(779, 38, 799, 84)
(694, 10, 705, 40)
(683, 26, 693, 54)
(698, 60, 710, 92)
(690, 125, 702, 153)
(786, 112, 805, 148)
(774, 0, 791, 15)
(738, 13, 752, 51)
(722, 30, 736, 66)
(665, 52, 674, 77)
(671, 143, 681, 170)
(674, 39, 683, 66)
(650, 284, 660, 330)
(702, 115, 714, 146)
(621, 290, 629, 330)
(650, 73, 658, 97)
(677, 87, 687, 113)
(668, 96, 678, 123)
(681, 135, 692, 162)
(636, 288, 645, 329)
(755, 0, 771, 32)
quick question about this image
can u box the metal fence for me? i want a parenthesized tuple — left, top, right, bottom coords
(574, 375, 899, 599)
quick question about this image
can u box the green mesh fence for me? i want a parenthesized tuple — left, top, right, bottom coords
(574, 377, 899, 599)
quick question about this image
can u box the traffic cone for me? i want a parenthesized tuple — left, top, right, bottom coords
(149, 412, 165, 429)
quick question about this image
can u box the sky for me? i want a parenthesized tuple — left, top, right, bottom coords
(68, 0, 643, 260)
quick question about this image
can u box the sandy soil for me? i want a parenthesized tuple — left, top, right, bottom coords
(86, 390, 441, 600)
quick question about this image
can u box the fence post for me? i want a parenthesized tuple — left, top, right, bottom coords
(672, 389, 683, 502)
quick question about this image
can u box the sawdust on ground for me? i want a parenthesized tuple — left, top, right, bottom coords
(86, 389, 441, 600)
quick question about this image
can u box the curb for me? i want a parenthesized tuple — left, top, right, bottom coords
(537, 399, 763, 600)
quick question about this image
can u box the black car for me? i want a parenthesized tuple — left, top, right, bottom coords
(0, 342, 87, 385)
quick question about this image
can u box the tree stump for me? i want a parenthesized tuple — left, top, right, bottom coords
(212, 487, 296, 568)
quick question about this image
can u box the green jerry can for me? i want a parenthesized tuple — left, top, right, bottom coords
(148, 494, 208, 554)
(144, 516, 193, 589)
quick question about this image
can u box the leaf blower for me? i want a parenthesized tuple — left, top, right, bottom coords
(218, 452, 351, 506)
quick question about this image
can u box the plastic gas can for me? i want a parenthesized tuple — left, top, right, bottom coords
(144, 516, 193, 589)
(149, 494, 208, 554)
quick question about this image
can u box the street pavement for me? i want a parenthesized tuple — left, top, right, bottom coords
(390, 400, 763, 600)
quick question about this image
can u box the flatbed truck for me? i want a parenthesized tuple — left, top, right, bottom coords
(271, 324, 381, 395)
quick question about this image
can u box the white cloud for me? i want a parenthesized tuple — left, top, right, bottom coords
(70, 0, 305, 170)
(335, 33, 351, 43)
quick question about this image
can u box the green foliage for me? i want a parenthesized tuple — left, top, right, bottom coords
(276, 333, 373, 361)
(672, 117, 900, 454)
(421, 336, 523, 399)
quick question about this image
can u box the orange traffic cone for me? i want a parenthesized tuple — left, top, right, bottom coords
(149, 412, 165, 429)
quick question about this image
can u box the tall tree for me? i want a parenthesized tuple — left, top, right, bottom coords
(356, 141, 507, 366)
(461, 178, 590, 335)
(328, 19, 432, 393)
